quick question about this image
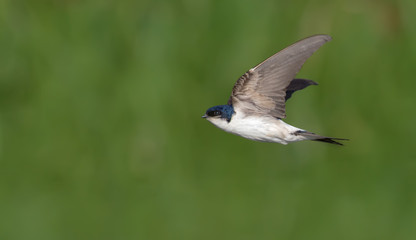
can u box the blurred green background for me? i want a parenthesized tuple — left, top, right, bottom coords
(1, 0, 416, 239)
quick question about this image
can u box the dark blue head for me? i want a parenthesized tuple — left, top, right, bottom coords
(203, 105, 235, 122)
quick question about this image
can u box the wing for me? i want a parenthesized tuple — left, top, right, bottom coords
(285, 78, 318, 101)
(228, 35, 331, 118)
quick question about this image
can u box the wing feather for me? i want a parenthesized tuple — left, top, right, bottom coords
(228, 35, 332, 118)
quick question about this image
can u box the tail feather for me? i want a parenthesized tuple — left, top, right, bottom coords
(312, 137, 345, 145)
(294, 131, 348, 145)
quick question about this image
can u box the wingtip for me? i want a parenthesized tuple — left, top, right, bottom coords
(322, 34, 332, 42)
(294, 34, 332, 47)
(309, 80, 319, 85)
(308, 34, 332, 42)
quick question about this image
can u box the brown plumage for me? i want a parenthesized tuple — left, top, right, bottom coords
(228, 35, 332, 119)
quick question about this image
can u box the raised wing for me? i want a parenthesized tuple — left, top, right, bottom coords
(228, 35, 331, 118)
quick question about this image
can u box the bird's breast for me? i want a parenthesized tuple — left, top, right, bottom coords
(208, 111, 290, 143)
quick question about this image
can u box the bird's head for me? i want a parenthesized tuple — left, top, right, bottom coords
(202, 105, 234, 123)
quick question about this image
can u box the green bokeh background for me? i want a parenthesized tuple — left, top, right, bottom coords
(1, 0, 415, 239)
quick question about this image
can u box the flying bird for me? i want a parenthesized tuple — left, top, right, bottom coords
(202, 35, 347, 145)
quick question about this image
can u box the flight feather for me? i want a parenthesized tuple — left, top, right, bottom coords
(228, 35, 332, 119)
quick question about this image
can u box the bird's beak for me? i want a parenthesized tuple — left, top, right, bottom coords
(202, 114, 207, 118)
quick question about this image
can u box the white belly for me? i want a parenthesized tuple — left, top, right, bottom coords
(207, 111, 304, 144)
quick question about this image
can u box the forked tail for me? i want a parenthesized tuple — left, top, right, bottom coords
(294, 131, 348, 146)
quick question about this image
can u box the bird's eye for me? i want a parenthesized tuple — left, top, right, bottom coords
(207, 110, 221, 117)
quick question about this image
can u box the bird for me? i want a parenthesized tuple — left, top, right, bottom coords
(202, 34, 347, 145)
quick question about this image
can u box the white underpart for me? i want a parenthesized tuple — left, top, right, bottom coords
(206, 110, 309, 145)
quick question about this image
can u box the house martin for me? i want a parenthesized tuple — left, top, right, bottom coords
(202, 35, 347, 145)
